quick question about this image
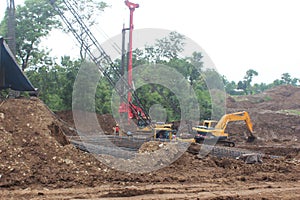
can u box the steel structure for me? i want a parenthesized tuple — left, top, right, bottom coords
(6, 0, 16, 56)
(49, 0, 150, 128)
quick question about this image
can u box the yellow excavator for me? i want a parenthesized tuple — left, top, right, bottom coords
(153, 127, 176, 140)
(137, 121, 175, 132)
(192, 111, 255, 147)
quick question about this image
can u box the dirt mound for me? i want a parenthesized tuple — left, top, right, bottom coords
(226, 85, 300, 143)
(55, 110, 115, 134)
(0, 98, 106, 188)
(227, 85, 300, 111)
(138, 141, 164, 153)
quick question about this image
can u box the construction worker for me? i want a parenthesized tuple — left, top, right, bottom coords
(114, 124, 120, 136)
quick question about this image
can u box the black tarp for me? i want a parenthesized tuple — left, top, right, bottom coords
(0, 36, 35, 91)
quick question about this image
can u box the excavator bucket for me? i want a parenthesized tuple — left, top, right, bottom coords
(247, 135, 256, 142)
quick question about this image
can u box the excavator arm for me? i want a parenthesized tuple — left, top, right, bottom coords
(214, 111, 255, 140)
(193, 111, 255, 146)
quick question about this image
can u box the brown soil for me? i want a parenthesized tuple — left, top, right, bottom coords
(226, 84, 300, 144)
(0, 85, 299, 199)
(54, 110, 116, 135)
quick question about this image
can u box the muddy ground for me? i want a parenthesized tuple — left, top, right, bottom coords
(0, 85, 299, 199)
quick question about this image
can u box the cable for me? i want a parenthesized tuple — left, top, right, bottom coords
(49, 0, 151, 126)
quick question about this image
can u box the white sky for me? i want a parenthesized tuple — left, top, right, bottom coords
(1, 0, 300, 84)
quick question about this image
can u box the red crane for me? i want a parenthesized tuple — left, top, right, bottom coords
(50, 0, 150, 128)
(119, 0, 143, 125)
(125, 0, 139, 108)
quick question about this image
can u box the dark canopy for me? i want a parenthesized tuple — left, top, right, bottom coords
(0, 37, 35, 91)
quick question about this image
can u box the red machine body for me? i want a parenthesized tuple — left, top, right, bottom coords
(119, 1, 146, 125)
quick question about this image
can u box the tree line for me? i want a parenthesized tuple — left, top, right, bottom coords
(224, 70, 299, 95)
(0, 0, 299, 121)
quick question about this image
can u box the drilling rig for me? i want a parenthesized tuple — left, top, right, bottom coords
(49, 0, 151, 131)
(118, 1, 146, 126)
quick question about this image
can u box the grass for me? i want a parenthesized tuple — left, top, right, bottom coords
(277, 109, 300, 116)
(230, 95, 272, 103)
(263, 96, 272, 102)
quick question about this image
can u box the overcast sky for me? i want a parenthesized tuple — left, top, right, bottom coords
(1, 0, 300, 84)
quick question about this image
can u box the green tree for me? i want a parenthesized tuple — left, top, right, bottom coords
(137, 31, 185, 63)
(223, 76, 237, 95)
(244, 69, 258, 85)
(280, 73, 299, 85)
(60, 0, 108, 59)
(281, 73, 292, 84)
(272, 73, 299, 87)
(15, 0, 62, 70)
(155, 31, 185, 60)
(0, 0, 108, 70)
(237, 80, 245, 90)
(186, 52, 203, 86)
(26, 56, 82, 111)
(238, 69, 258, 94)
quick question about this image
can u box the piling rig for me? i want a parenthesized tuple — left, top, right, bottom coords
(49, 0, 151, 129)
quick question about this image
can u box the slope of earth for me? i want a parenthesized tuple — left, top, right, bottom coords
(55, 110, 116, 135)
(0, 85, 299, 199)
(226, 85, 300, 145)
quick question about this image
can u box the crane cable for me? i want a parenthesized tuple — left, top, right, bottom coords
(49, 0, 151, 125)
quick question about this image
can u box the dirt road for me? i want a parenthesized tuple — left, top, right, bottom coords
(1, 182, 300, 200)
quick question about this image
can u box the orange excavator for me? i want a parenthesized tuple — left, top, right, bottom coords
(192, 111, 255, 147)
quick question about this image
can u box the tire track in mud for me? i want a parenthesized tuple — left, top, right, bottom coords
(1, 183, 300, 200)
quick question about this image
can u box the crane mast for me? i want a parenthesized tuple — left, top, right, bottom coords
(49, 0, 150, 128)
(119, 0, 139, 124)
(7, 0, 16, 56)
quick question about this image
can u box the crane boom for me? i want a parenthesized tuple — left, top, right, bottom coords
(49, 0, 151, 127)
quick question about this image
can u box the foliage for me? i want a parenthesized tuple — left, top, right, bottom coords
(60, 0, 108, 59)
(0, 0, 108, 70)
(24, 28, 299, 121)
(272, 73, 299, 86)
(26, 56, 80, 111)
(16, 0, 62, 70)
(26, 56, 112, 112)
(236, 69, 259, 94)
(2, 1, 300, 123)
(278, 109, 300, 116)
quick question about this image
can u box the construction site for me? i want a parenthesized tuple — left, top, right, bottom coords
(0, 0, 300, 199)
(0, 84, 299, 199)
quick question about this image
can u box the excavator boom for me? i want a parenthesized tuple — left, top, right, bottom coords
(215, 111, 254, 134)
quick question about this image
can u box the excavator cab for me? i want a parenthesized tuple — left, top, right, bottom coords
(203, 120, 218, 129)
(153, 128, 176, 140)
(192, 111, 256, 147)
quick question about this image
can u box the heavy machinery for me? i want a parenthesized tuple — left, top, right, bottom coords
(49, 0, 151, 130)
(192, 111, 255, 147)
(153, 127, 176, 140)
(50, 1, 254, 151)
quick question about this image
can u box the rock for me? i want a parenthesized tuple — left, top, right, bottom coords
(238, 153, 263, 164)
